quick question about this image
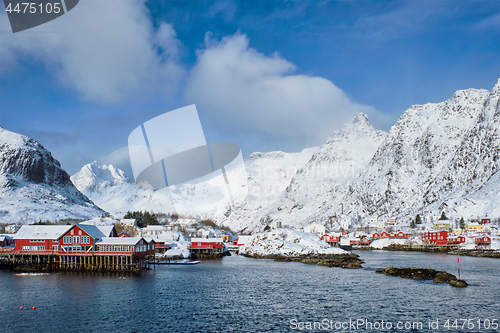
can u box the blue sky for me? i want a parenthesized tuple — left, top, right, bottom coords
(0, 0, 499, 179)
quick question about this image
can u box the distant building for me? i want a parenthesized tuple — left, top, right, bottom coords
(466, 223, 484, 233)
(479, 219, 491, 225)
(141, 225, 167, 237)
(120, 219, 136, 227)
(386, 218, 397, 226)
(303, 223, 326, 235)
(321, 233, 340, 247)
(189, 237, 223, 255)
(232, 236, 251, 246)
(5, 225, 20, 234)
(447, 235, 466, 245)
(423, 230, 449, 246)
(0, 234, 14, 247)
(475, 236, 491, 248)
(340, 216, 356, 231)
(433, 221, 451, 231)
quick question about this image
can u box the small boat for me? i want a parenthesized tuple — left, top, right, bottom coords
(154, 260, 200, 265)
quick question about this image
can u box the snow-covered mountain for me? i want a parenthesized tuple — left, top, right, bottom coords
(71, 162, 176, 214)
(209, 147, 318, 232)
(71, 147, 317, 219)
(258, 78, 500, 229)
(0, 126, 105, 223)
(70, 79, 500, 233)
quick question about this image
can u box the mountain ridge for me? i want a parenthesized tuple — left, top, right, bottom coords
(0, 126, 105, 223)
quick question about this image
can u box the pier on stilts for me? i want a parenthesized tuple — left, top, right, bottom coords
(0, 252, 155, 272)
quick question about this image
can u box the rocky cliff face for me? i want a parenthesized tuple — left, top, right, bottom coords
(0, 126, 105, 223)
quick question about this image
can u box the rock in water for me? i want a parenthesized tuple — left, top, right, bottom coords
(375, 267, 467, 287)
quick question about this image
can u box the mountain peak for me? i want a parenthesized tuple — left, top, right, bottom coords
(0, 126, 104, 223)
(351, 113, 370, 126)
(72, 161, 128, 194)
(492, 77, 500, 94)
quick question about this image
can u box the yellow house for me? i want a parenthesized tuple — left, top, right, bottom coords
(433, 221, 451, 231)
(466, 223, 484, 232)
(452, 229, 463, 235)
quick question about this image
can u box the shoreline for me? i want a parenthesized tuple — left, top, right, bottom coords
(353, 244, 500, 258)
(243, 253, 364, 269)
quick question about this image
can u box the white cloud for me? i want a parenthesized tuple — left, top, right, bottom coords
(185, 32, 379, 149)
(0, 0, 183, 103)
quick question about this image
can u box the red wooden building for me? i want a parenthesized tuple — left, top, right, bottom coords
(422, 230, 449, 246)
(351, 238, 372, 245)
(380, 231, 390, 238)
(371, 232, 381, 239)
(189, 237, 223, 254)
(447, 235, 466, 245)
(479, 219, 491, 225)
(321, 233, 340, 246)
(9, 224, 155, 271)
(232, 236, 251, 247)
(475, 236, 491, 247)
(0, 235, 14, 247)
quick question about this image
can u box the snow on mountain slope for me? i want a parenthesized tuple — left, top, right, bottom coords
(268, 114, 386, 226)
(256, 79, 499, 228)
(70, 162, 127, 194)
(0, 126, 105, 223)
(221, 113, 387, 232)
(208, 147, 318, 232)
(72, 147, 317, 221)
(326, 87, 488, 219)
(424, 78, 500, 218)
(71, 162, 176, 214)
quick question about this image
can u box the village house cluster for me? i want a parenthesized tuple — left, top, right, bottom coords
(0, 217, 232, 270)
(287, 215, 498, 250)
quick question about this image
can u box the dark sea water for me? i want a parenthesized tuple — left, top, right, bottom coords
(0, 251, 499, 333)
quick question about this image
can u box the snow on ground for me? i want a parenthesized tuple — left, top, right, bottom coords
(79, 217, 120, 226)
(238, 229, 346, 257)
(490, 239, 500, 250)
(149, 231, 191, 258)
(370, 238, 407, 249)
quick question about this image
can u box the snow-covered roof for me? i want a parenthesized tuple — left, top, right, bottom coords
(236, 235, 251, 244)
(0, 234, 13, 239)
(191, 237, 222, 243)
(142, 225, 165, 231)
(0, 236, 5, 242)
(13, 225, 73, 240)
(143, 236, 155, 243)
(78, 224, 107, 239)
(96, 225, 115, 237)
(97, 237, 144, 245)
(447, 235, 463, 239)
